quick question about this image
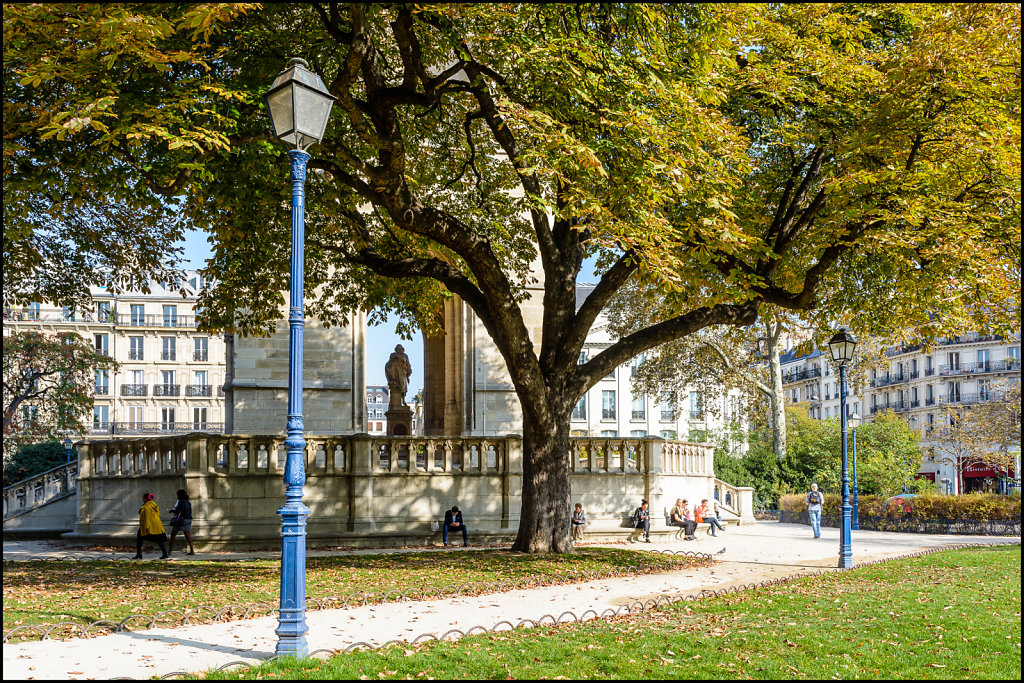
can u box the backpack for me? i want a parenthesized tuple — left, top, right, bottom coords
(808, 491, 823, 505)
(632, 507, 644, 528)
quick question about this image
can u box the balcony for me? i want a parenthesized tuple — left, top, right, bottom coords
(160, 351, 177, 361)
(117, 313, 197, 328)
(781, 367, 823, 384)
(193, 350, 209, 361)
(186, 384, 212, 397)
(121, 384, 148, 396)
(153, 384, 180, 397)
(88, 422, 225, 436)
(925, 367, 936, 377)
(94, 386, 109, 396)
(940, 360, 1020, 376)
(128, 350, 144, 360)
(631, 410, 646, 420)
(689, 410, 704, 420)
(938, 332, 1002, 346)
(925, 397, 936, 406)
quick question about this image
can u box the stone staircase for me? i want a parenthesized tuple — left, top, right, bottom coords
(3, 461, 79, 534)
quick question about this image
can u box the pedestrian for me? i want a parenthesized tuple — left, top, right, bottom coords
(700, 499, 726, 536)
(571, 503, 588, 542)
(168, 489, 195, 556)
(134, 492, 169, 560)
(806, 483, 824, 538)
(680, 499, 697, 540)
(631, 499, 651, 543)
(443, 505, 469, 547)
(669, 498, 688, 539)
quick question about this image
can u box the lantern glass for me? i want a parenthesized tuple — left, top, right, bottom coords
(828, 328, 858, 365)
(266, 58, 335, 150)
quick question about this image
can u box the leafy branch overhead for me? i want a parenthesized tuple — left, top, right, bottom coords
(4, 3, 1019, 553)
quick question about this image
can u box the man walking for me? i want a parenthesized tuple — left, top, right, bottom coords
(806, 483, 824, 538)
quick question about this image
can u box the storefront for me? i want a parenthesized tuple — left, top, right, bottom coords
(961, 460, 1015, 494)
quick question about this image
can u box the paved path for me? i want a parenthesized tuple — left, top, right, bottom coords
(3, 523, 1018, 680)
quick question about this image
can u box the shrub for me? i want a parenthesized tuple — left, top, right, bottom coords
(777, 490, 1020, 520)
(2, 440, 70, 486)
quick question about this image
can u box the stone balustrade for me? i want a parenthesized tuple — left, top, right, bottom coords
(64, 434, 752, 548)
(3, 461, 79, 522)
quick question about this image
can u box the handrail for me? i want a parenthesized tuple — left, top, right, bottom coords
(3, 461, 79, 521)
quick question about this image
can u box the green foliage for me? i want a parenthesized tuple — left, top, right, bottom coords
(200, 546, 1021, 681)
(2, 439, 68, 486)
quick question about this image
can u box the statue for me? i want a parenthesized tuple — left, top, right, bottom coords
(384, 344, 412, 408)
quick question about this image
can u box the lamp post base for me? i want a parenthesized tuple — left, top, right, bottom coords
(275, 501, 310, 657)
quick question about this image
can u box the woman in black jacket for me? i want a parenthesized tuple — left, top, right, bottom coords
(168, 489, 195, 555)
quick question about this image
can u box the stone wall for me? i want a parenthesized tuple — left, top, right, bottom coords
(66, 434, 753, 549)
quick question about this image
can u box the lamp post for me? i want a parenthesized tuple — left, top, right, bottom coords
(63, 437, 74, 464)
(828, 327, 857, 569)
(265, 57, 335, 658)
(848, 412, 861, 530)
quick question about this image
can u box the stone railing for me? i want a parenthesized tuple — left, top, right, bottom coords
(712, 477, 754, 520)
(66, 434, 745, 548)
(3, 461, 79, 522)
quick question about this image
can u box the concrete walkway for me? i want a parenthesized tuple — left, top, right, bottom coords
(3, 523, 1018, 680)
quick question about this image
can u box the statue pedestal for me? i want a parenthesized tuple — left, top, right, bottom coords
(386, 406, 414, 436)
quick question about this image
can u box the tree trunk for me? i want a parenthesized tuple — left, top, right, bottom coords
(766, 320, 787, 460)
(511, 410, 574, 553)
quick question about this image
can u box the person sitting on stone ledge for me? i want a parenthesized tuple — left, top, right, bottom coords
(443, 505, 469, 547)
(631, 499, 651, 543)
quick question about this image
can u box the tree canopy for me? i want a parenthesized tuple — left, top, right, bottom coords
(4, 3, 1020, 551)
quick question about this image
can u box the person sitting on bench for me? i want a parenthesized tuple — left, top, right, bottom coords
(443, 505, 469, 547)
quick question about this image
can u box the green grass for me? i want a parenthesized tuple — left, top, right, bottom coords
(1, 548, 700, 637)
(199, 545, 1022, 680)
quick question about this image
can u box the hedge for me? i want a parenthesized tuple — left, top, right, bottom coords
(779, 492, 1021, 521)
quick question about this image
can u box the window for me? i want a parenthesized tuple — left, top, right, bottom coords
(93, 405, 110, 430)
(26, 302, 40, 320)
(630, 354, 645, 377)
(160, 370, 177, 395)
(22, 405, 39, 425)
(912, 387, 919, 404)
(631, 393, 646, 420)
(94, 333, 109, 356)
(194, 337, 208, 361)
(572, 395, 587, 420)
(193, 407, 208, 430)
(131, 304, 145, 326)
(947, 351, 960, 370)
(163, 305, 178, 327)
(95, 369, 109, 395)
(129, 336, 144, 360)
(97, 301, 112, 323)
(911, 358, 918, 375)
(978, 349, 990, 370)
(131, 370, 145, 384)
(824, 384, 830, 400)
(128, 406, 145, 429)
(978, 380, 991, 401)
(1008, 346, 1021, 367)
(660, 393, 675, 421)
(62, 305, 75, 321)
(660, 429, 677, 440)
(194, 370, 209, 386)
(630, 430, 647, 437)
(162, 337, 176, 361)
(600, 430, 618, 437)
(161, 407, 176, 430)
(689, 391, 703, 419)
(948, 381, 961, 403)
(601, 390, 616, 420)
(577, 351, 587, 364)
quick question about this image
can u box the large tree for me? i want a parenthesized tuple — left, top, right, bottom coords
(4, 4, 1019, 552)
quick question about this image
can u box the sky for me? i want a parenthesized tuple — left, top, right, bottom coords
(179, 229, 601, 390)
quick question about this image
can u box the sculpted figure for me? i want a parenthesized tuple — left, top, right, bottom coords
(384, 344, 412, 408)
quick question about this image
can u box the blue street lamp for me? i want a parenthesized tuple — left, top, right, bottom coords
(828, 327, 857, 569)
(848, 412, 861, 530)
(64, 437, 74, 464)
(265, 57, 335, 658)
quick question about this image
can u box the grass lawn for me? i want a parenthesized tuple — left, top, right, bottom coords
(1, 548, 702, 637)
(199, 545, 1021, 680)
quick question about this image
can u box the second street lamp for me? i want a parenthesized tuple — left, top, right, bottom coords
(265, 57, 335, 658)
(848, 412, 861, 530)
(828, 327, 857, 569)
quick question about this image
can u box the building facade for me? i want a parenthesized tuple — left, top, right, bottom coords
(3, 272, 227, 438)
(780, 332, 1021, 494)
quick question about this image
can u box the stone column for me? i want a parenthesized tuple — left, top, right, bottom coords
(644, 438, 668, 527)
(348, 435, 375, 532)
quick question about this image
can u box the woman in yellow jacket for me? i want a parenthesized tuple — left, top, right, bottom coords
(134, 492, 170, 559)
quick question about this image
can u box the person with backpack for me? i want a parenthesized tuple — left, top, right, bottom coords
(631, 499, 651, 543)
(806, 483, 824, 538)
